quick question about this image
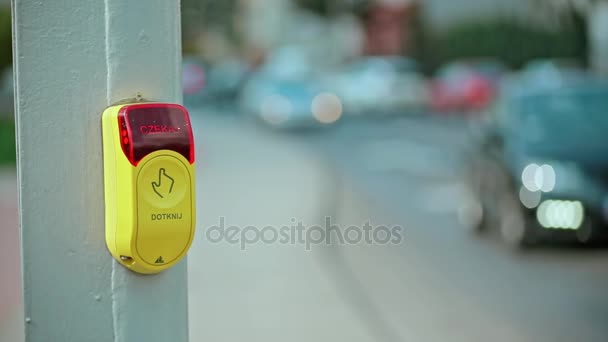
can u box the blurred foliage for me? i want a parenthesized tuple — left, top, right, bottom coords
(178, 1, 588, 74)
(0, 7, 11, 71)
(181, 0, 238, 54)
(296, 0, 369, 16)
(297, 0, 331, 15)
(421, 17, 586, 72)
(406, 3, 427, 62)
(0, 119, 15, 165)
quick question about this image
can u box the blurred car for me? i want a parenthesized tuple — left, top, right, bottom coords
(325, 56, 429, 115)
(430, 59, 506, 113)
(467, 80, 608, 247)
(521, 58, 586, 84)
(204, 58, 250, 102)
(239, 46, 342, 129)
(182, 57, 207, 107)
(493, 58, 589, 97)
(183, 56, 249, 108)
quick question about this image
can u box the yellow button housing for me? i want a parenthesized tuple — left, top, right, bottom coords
(102, 103, 196, 274)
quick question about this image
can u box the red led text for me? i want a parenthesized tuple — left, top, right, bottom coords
(139, 125, 179, 135)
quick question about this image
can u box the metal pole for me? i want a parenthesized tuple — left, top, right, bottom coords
(12, 0, 188, 341)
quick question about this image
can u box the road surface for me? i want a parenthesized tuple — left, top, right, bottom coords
(292, 115, 608, 341)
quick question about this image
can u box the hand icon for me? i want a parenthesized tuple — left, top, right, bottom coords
(151, 168, 175, 198)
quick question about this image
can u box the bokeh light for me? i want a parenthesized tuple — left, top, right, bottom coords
(522, 163, 556, 193)
(536, 200, 584, 230)
(311, 92, 342, 124)
(260, 94, 292, 125)
(519, 185, 541, 209)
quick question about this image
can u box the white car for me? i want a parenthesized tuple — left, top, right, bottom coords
(325, 57, 429, 116)
(239, 47, 342, 129)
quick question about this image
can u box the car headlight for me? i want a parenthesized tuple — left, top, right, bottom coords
(521, 163, 555, 192)
(311, 92, 342, 124)
(520, 160, 584, 194)
(536, 199, 584, 230)
(260, 94, 292, 125)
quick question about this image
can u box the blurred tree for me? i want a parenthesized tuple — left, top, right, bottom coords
(531, 0, 597, 17)
(297, 0, 330, 15)
(181, 0, 238, 55)
(0, 119, 15, 164)
(0, 7, 11, 71)
(296, 0, 370, 16)
(422, 18, 583, 72)
(531, 0, 608, 74)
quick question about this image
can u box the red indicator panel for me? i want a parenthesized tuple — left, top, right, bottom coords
(118, 103, 194, 165)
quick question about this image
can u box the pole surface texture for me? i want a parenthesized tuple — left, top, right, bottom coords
(12, 0, 188, 341)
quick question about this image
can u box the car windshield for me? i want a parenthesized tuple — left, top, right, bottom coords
(511, 85, 608, 167)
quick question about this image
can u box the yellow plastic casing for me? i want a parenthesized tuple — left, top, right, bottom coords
(102, 103, 196, 274)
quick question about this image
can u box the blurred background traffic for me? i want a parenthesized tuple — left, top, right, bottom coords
(179, 0, 608, 246)
(2, 0, 608, 341)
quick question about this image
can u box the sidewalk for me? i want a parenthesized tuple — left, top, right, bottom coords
(0, 166, 23, 342)
(187, 113, 372, 341)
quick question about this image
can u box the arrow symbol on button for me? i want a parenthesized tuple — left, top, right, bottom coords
(151, 168, 175, 199)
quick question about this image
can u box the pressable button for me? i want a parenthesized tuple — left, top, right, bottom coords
(138, 156, 188, 208)
(151, 168, 174, 198)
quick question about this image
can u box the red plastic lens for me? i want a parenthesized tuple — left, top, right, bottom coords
(118, 103, 195, 165)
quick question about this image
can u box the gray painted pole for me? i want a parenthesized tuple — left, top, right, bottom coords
(12, 1, 188, 341)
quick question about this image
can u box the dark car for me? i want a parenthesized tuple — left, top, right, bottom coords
(467, 80, 608, 247)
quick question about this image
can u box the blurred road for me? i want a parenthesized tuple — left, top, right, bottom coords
(0, 167, 22, 342)
(188, 109, 608, 341)
(289, 115, 608, 341)
(187, 111, 375, 341)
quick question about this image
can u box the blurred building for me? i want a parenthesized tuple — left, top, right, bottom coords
(335, 0, 537, 56)
(362, 1, 418, 55)
(238, 0, 365, 66)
